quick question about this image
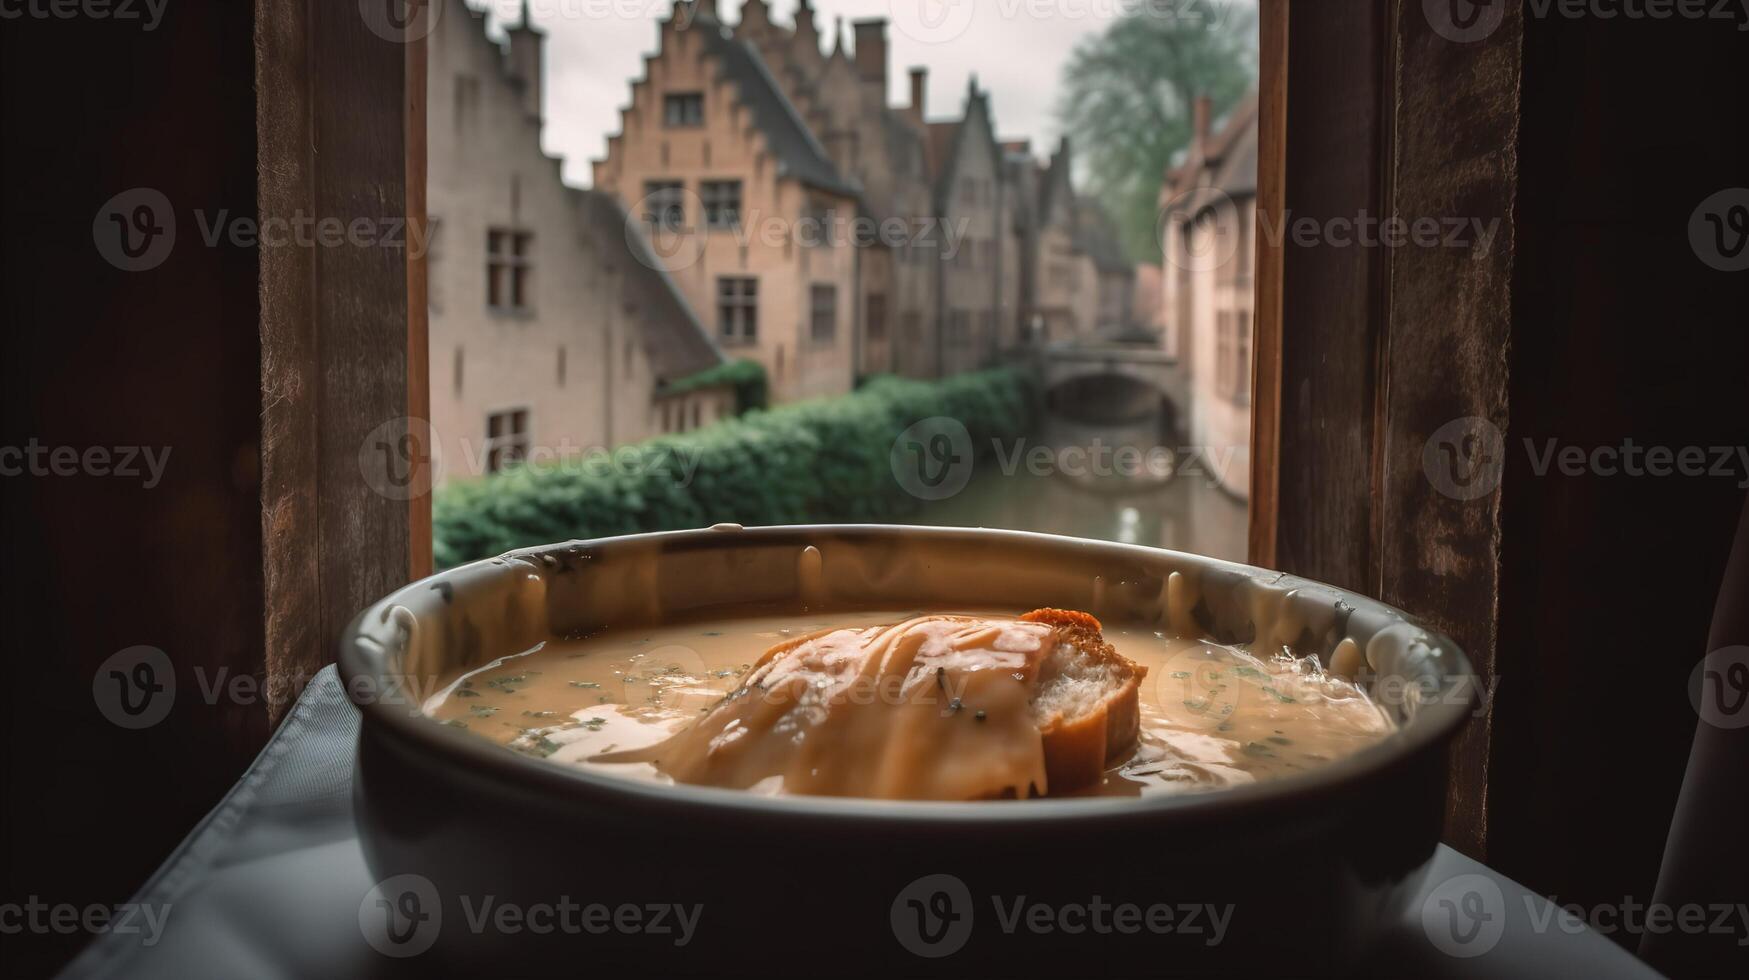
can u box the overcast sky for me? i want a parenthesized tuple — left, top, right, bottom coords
(469, 0, 1216, 186)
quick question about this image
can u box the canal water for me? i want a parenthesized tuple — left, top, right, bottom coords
(904, 422, 1250, 562)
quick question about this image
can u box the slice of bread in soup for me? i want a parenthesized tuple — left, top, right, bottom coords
(605, 608, 1146, 800)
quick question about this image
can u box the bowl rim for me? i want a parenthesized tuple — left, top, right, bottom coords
(340, 524, 1478, 823)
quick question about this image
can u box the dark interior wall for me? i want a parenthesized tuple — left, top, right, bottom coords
(0, 4, 265, 976)
(1501, 8, 1749, 920)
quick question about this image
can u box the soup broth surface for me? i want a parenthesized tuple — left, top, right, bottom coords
(425, 609, 1395, 797)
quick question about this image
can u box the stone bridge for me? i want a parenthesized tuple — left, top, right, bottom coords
(1030, 342, 1188, 441)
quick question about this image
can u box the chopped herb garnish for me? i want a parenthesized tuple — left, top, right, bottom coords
(1263, 687, 1297, 703)
(1170, 671, 1191, 679)
(1183, 699, 1210, 712)
(453, 688, 481, 698)
(570, 681, 601, 689)
(1267, 735, 1292, 745)
(974, 710, 987, 722)
(444, 719, 469, 729)
(583, 717, 607, 731)
(1234, 666, 1265, 679)
(1243, 741, 1275, 756)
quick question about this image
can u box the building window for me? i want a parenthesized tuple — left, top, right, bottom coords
(487, 228, 534, 313)
(810, 284, 837, 344)
(701, 180, 742, 230)
(718, 277, 757, 344)
(485, 409, 529, 474)
(453, 347, 463, 395)
(866, 294, 888, 342)
(643, 181, 685, 230)
(663, 92, 704, 128)
(556, 345, 566, 387)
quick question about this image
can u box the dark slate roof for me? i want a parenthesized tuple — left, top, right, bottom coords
(853, 109, 928, 226)
(1038, 141, 1075, 227)
(1163, 92, 1258, 200)
(925, 121, 959, 179)
(926, 84, 1005, 212)
(575, 190, 726, 386)
(690, 16, 860, 198)
(1208, 106, 1258, 198)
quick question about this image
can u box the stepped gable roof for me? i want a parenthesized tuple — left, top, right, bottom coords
(690, 13, 860, 198)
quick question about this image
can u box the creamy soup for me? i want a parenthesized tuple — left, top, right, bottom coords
(425, 609, 1395, 798)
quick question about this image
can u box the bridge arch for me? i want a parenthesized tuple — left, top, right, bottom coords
(1034, 345, 1187, 444)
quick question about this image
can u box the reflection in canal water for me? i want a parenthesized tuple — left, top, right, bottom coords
(905, 456, 1249, 562)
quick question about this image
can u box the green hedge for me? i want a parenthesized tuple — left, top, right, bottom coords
(433, 367, 1038, 568)
(660, 357, 768, 413)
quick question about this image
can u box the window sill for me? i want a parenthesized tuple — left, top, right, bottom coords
(720, 336, 759, 348)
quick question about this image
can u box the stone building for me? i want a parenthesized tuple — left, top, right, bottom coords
(925, 79, 1017, 376)
(732, 4, 936, 382)
(1076, 195, 1136, 337)
(426, 0, 732, 484)
(591, 1, 860, 403)
(1026, 140, 1089, 343)
(1159, 93, 1258, 499)
(591, 1, 1134, 396)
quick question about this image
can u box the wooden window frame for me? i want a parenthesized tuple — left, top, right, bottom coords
(809, 283, 838, 345)
(486, 227, 535, 314)
(700, 179, 742, 230)
(718, 276, 758, 345)
(1250, 0, 1519, 858)
(643, 180, 686, 229)
(257, 0, 432, 719)
(663, 91, 704, 128)
(485, 408, 530, 473)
